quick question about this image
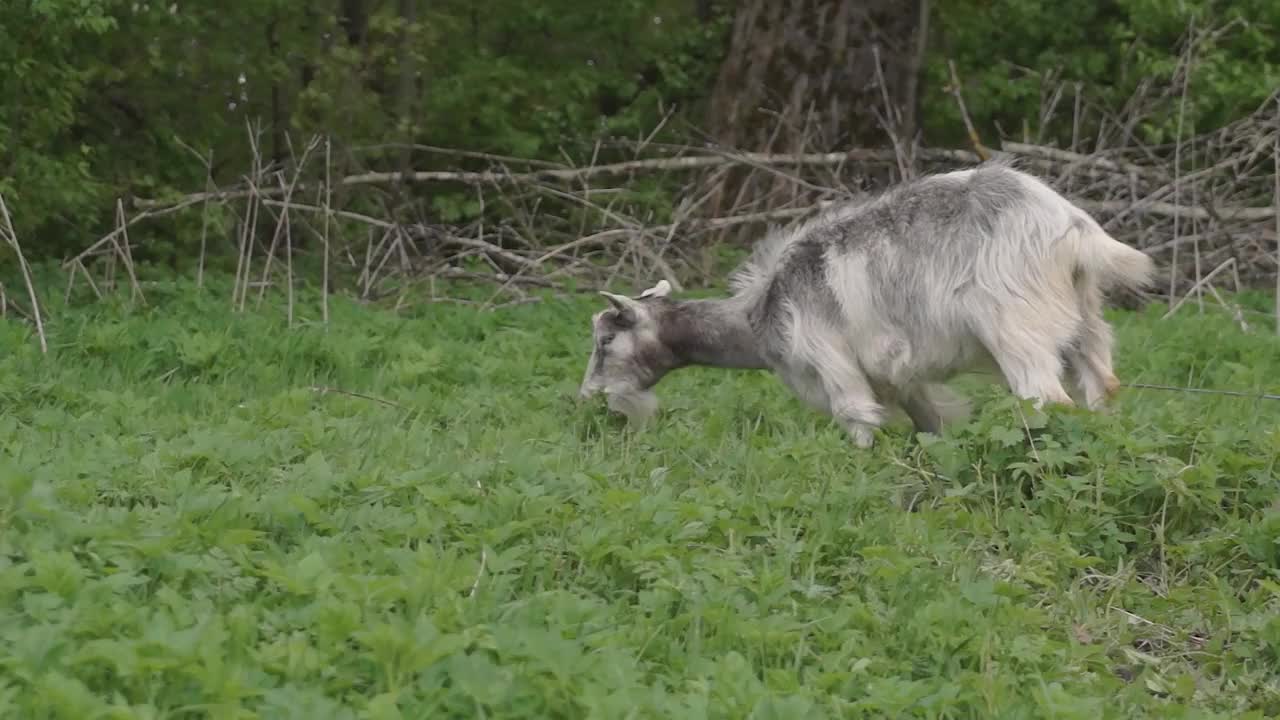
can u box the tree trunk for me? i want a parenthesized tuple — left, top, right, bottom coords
(703, 0, 926, 228)
(708, 0, 922, 153)
(268, 16, 285, 166)
(338, 0, 368, 47)
(396, 0, 419, 176)
(694, 0, 714, 24)
(902, 0, 931, 146)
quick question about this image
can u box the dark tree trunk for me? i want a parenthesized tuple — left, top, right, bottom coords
(695, 0, 714, 24)
(708, 0, 924, 153)
(267, 16, 285, 166)
(902, 0, 931, 147)
(396, 0, 419, 177)
(703, 0, 928, 230)
(338, 0, 368, 47)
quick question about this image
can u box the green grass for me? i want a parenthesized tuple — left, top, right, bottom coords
(2, 276, 1280, 719)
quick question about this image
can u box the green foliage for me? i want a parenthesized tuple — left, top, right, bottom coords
(2, 279, 1280, 716)
(3, 0, 726, 258)
(0, 0, 117, 243)
(926, 0, 1280, 147)
(410, 0, 723, 156)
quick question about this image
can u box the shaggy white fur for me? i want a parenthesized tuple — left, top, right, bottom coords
(579, 162, 1155, 448)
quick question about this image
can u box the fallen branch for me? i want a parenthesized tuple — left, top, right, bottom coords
(1000, 141, 1162, 180)
(132, 158, 1277, 225)
(129, 147, 984, 209)
(1076, 199, 1275, 222)
(60, 195, 208, 270)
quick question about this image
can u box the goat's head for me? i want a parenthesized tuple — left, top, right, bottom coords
(577, 279, 676, 424)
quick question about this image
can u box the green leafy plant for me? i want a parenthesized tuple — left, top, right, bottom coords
(1, 281, 1278, 717)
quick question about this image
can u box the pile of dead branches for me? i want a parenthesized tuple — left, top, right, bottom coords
(43, 80, 1279, 328)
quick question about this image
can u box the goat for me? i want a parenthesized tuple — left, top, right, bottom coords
(577, 162, 1156, 447)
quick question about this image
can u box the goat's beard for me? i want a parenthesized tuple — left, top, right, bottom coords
(606, 386, 659, 425)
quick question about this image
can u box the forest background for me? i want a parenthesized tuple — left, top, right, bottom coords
(2, 0, 1280, 312)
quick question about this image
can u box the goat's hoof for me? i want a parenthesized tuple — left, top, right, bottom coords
(850, 425, 876, 448)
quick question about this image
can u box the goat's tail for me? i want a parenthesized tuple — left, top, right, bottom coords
(1064, 216, 1156, 294)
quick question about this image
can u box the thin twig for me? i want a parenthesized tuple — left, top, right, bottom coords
(309, 385, 408, 410)
(323, 136, 332, 326)
(1170, 16, 1195, 301)
(469, 547, 488, 598)
(111, 199, 147, 305)
(947, 59, 990, 161)
(256, 136, 319, 307)
(197, 147, 214, 289)
(1123, 383, 1280, 402)
(1161, 258, 1235, 319)
(286, 183, 295, 328)
(872, 43, 910, 180)
(1274, 96, 1279, 334)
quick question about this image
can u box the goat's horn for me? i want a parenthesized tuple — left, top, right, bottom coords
(599, 291, 641, 316)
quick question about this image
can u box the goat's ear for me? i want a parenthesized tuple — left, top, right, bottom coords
(638, 279, 671, 299)
(599, 291, 642, 322)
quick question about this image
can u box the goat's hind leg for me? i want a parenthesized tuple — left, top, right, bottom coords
(898, 382, 972, 436)
(899, 385, 944, 435)
(976, 310, 1077, 409)
(1062, 282, 1122, 410)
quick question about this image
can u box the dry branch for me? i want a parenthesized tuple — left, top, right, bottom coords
(111, 199, 146, 305)
(946, 59, 991, 161)
(1000, 141, 1161, 180)
(1161, 258, 1236, 319)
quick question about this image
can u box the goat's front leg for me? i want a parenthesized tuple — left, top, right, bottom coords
(817, 361, 885, 449)
(787, 325, 885, 448)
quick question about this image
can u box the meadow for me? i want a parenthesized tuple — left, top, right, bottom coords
(2, 276, 1279, 719)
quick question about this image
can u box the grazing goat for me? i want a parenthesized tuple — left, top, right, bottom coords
(577, 162, 1155, 447)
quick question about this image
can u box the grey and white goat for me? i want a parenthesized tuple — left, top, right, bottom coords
(577, 163, 1155, 447)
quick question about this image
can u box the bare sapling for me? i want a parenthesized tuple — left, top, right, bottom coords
(0, 194, 48, 354)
